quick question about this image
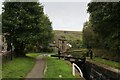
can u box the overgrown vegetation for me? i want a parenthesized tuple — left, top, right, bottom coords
(93, 57, 120, 69)
(2, 53, 39, 79)
(64, 49, 87, 58)
(82, 2, 120, 62)
(93, 49, 119, 62)
(54, 30, 83, 49)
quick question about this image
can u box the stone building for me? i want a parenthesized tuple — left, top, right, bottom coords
(0, 35, 7, 52)
(58, 38, 67, 53)
(0, 35, 2, 51)
(53, 36, 68, 53)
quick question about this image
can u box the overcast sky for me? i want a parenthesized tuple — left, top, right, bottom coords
(0, 0, 90, 31)
(42, 2, 89, 31)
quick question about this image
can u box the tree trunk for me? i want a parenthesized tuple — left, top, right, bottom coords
(14, 42, 26, 57)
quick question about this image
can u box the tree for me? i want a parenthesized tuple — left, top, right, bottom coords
(82, 21, 96, 48)
(87, 2, 120, 51)
(2, 2, 53, 56)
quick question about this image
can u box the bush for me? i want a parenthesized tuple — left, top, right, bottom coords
(93, 49, 120, 62)
(65, 49, 88, 58)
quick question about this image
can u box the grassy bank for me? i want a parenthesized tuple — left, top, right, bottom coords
(93, 57, 120, 69)
(44, 57, 80, 78)
(93, 49, 119, 62)
(2, 53, 40, 79)
(54, 30, 82, 41)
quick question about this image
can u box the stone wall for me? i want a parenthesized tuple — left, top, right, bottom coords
(0, 35, 2, 51)
(84, 60, 120, 80)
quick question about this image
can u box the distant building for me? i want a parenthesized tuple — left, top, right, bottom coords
(0, 34, 7, 52)
(53, 36, 70, 53)
(0, 35, 2, 51)
(58, 38, 67, 53)
(64, 31, 68, 34)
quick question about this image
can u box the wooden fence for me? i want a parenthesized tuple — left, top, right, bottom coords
(0, 51, 13, 63)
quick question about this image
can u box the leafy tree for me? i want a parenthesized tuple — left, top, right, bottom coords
(87, 2, 120, 52)
(83, 21, 96, 48)
(2, 2, 53, 56)
(68, 39, 82, 49)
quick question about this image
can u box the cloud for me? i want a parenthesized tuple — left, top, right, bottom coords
(42, 2, 89, 31)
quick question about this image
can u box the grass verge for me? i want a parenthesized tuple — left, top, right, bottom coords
(2, 53, 40, 79)
(93, 57, 120, 69)
(26, 53, 40, 58)
(44, 57, 80, 78)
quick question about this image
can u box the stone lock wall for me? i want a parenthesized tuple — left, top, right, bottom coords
(84, 60, 120, 80)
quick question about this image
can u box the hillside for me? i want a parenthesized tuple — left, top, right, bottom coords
(54, 30, 82, 42)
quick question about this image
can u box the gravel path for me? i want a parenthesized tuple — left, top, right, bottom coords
(25, 55, 45, 80)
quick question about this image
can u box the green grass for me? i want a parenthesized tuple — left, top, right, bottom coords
(2, 53, 40, 79)
(93, 49, 119, 62)
(26, 53, 40, 58)
(93, 57, 120, 69)
(54, 30, 82, 41)
(44, 57, 80, 78)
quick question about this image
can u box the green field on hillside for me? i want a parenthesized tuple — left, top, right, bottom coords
(54, 30, 82, 41)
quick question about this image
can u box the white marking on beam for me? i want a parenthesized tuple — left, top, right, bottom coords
(72, 63, 83, 77)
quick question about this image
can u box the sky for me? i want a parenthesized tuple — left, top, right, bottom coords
(0, 0, 90, 31)
(0, 0, 119, 31)
(42, 2, 89, 31)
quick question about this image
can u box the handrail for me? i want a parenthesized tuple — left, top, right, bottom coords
(72, 63, 83, 77)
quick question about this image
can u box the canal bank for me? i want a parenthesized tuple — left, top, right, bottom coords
(51, 54, 120, 80)
(81, 59, 120, 80)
